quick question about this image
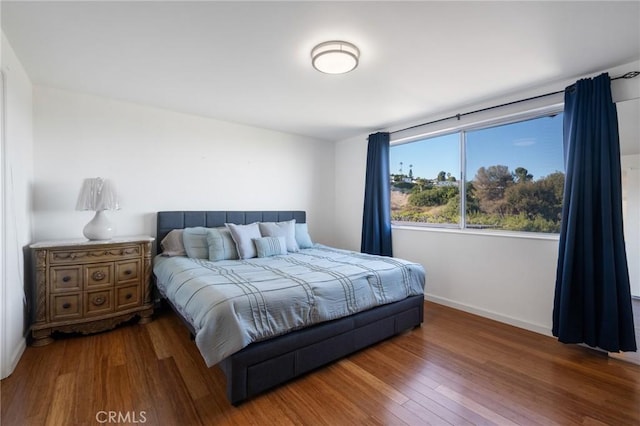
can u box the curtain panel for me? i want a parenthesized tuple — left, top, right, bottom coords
(361, 132, 393, 256)
(553, 73, 637, 352)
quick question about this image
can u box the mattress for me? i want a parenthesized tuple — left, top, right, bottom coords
(153, 244, 425, 366)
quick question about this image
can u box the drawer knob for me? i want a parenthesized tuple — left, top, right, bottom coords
(92, 271, 106, 281)
(125, 293, 133, 300)
(62, 276, 71, 283)
(62, 302, 71, 309)
(92, 296, 106, 306)
(124, 269, 132, 275)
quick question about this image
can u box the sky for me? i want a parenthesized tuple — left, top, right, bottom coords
(390, 113, 565, 181)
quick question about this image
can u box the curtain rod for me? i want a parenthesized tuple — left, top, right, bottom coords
(389, 71, 640, 135)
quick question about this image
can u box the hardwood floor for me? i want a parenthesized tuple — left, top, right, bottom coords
(2, 301, 639, 425)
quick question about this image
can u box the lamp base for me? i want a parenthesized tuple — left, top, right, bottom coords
(83, 210, 115, 240)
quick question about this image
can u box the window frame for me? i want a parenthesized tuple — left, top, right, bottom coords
(390, 102, 565, 236)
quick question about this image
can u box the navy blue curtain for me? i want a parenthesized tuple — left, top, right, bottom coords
(361, 132, 393, 256)
(553, 73, 637, 352)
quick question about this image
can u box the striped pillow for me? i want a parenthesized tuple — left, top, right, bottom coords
(253, 236, 287, 258)
(259, 219, 299, 252)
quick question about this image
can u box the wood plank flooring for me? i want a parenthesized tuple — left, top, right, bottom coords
(2, 301, 639, 425)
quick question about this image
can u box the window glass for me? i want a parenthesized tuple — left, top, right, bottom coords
(390, 111, 565, 233)
(466, 113, 565, 232)
(390, 133, 460, 226)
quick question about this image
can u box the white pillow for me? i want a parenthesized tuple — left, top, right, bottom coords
(225, 222, 261, 259)
(259, 219, 299, 252)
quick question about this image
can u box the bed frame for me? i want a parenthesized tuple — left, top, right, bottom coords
(155, 210, 425, 405)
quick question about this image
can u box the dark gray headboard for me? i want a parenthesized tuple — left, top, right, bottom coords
(156, 210, 306, 254)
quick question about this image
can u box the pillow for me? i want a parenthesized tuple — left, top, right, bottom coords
(295, 223, 314, 249)
(160, 229, 186, 256)
(182, 227, 209, 259)
(253, 236, 287, 258)
(206, 227, 239, 261)
(258, 219, 299, 252)
(225, 222, 261, 259)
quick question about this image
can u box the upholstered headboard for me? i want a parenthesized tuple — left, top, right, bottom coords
(156, 210, 306, 254)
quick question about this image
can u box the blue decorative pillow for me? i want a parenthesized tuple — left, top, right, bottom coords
(182, 227, 209, 259)
(253, 236, 287, 258)
(259, 219, 299, 252)
(206, 227, 239, 261)
(225, 222, 261, 259)
(295, 223, 314, 249)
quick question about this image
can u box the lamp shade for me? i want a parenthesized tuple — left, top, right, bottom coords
(76, 178, 119, 240)
(76, 178, 119, 211)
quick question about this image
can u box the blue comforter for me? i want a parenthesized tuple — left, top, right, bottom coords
(153, 245, 425, 366)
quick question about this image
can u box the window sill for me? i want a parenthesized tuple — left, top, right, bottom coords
(391, 223, 560, 241)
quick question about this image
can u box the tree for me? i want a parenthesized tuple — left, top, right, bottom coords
(391, 174, 404, 183)
(393, 181, 414, 191)
(542, 171, 565, 201)
(472, 165, 514, 216)
(465, 181, 479, 214)
(504, 172, 564, 223)
(408, 186, 458, 207)
(437, 171, 446, 182)
(514, 167, 533, 183)
(413, 178, 432, 192)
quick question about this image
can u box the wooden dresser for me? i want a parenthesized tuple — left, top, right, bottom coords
(29, 236, 154, 346)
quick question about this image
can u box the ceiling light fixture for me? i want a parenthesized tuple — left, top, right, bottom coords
(311, 40, 360, 75)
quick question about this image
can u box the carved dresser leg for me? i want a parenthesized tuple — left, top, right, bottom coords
(31, 329, 54, 346)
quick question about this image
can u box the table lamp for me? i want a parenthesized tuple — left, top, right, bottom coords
(76, 177, 119, 240)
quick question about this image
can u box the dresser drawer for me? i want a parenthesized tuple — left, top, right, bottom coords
(85, 289, 114, 316)
(50, 266, 82, 292)
(51, 293, 82, 320)
(49, 244, 142, 264)
(115, 284, 141, 310)
(85, 263, 114, 289)
(116, 259, 140, 284)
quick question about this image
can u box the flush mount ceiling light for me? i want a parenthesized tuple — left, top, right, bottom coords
(311, 40, 360, 74)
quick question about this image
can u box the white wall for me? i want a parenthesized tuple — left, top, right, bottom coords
(32, 87, 335, 244)
(1, 32, 34, 379)
(622, 154, 639, 297)
(334, 61, 640, 336)
(619, 95, 640, 297)
(613, 154, 640, 364)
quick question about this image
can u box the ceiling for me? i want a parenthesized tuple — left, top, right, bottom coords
(2, 1, 639, 142)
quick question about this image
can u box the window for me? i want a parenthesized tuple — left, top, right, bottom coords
(390, 110, 565, 233)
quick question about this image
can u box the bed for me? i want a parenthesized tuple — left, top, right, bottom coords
(154, 210, 425, 405)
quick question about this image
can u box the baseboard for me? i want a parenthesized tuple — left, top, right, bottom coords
(609, 351, 640, 365)
(424, 293, 553, 337)
(1, 337, 26, 380)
